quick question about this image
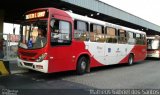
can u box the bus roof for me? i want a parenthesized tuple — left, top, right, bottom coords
(147, 35, 160, 39)
(25, 7, 146, 35)
(66, 11, 146, 35)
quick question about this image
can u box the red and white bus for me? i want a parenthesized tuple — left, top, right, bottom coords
(147, 35, 160, 58)
(17, 8, 147, 74)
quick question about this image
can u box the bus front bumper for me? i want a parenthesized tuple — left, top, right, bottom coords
(17, 58, 49, 73)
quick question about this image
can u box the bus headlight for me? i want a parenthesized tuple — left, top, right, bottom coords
(36, 53, 47, 62)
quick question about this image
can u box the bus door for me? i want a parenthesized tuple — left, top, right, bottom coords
(49, 18, 73, 72)
(88, 24, 106, 65)
(104, 27, 119, 65)
(118, 29, 128, 57)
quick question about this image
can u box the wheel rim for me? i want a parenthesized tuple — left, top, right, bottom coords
(81, 61, 86, 70)
(129, 56, 133, 65)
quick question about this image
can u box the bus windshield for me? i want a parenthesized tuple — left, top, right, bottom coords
(19, 20, 47, 49)
(147, 39, 160, 50)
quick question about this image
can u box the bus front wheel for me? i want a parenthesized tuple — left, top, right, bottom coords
(76, 56, 89, 75)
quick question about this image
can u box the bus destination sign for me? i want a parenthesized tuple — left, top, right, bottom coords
(25, 11, 46, 20)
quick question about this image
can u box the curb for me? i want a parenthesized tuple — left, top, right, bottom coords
(11, 69, 28, 74)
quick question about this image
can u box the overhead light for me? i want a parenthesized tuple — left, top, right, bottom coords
(97, 13, 100, 15)
(91, 14, 93, 16)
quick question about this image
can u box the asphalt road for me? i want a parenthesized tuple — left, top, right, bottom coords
(0, 58, 160, 95)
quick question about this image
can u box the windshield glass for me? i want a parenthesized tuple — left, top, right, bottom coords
(147, 39, 160, 50)
(19, 20, 47, 49)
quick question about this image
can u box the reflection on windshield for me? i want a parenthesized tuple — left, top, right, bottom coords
(19, 20, 47, 49)
(147, 39, 160, 49)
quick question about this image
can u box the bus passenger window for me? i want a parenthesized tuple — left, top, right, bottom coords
(141, 34, 146, 45)
(127, 31, 135, 44)
(74, 20, 89, 41)
(118, 29, 127, 44)
(136, 33, 141, 44)
(106, 27, 117, 43)
(50, 19, 71, 46)
(90, 24, 105, 42)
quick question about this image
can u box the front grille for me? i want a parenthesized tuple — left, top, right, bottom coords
(21, 57, 36, 62)
(147, 51, 154, 54)
(22, 58, 27, 61)
(24, 62, 33, 67)
(20, 52, 37, 57)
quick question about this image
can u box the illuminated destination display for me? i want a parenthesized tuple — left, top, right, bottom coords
(25, 11, 46, 19)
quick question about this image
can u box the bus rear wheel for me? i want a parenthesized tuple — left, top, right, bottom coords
(128, 54, 134, 65)
(76, 56, 89, 75)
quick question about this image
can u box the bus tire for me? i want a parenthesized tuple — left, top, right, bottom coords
(76, 56, 89, 75)
(128, 54, 134, 65)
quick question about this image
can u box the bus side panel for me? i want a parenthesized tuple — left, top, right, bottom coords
(47, 41, 105, 73)
(47, 46, 75, 73)
(132, 45, 147, 62)
(85, 42, 136, 66)
(47, 41, 88, 73)
(119, 45, 147, 63)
